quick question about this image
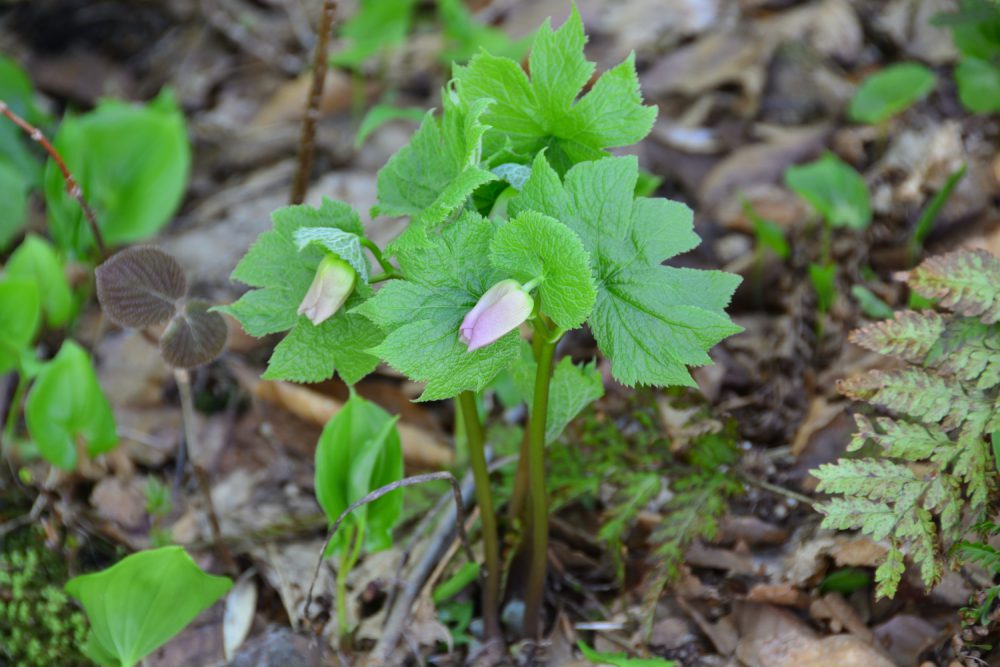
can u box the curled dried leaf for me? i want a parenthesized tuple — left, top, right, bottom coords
(160, 300, 227, 368)
(96, 246, 188, 328)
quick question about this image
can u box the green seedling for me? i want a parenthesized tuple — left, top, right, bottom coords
(848, 63, 936, 124)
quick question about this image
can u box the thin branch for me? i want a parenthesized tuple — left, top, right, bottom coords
(303, 471, 477, 628)
(0, 100, 107, 256)
(289, 0, 338, 205)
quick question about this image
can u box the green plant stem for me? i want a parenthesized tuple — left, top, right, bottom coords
(456, 390, 503, 650)
(523, 327, 556, 638)
(369, 270, 402, 283)
(360, 238, 399, 277)
(336, 523, 363, 642)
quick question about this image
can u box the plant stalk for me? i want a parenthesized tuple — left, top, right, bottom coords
(336, 522, 363, 642)
(523, 329, 556, 638)
(289, 0, 338, 205)
(457, 391, 503, 651)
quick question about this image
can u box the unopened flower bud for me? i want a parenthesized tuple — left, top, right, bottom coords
(298, 255, 356, 326)
(460, 279, 534, 351)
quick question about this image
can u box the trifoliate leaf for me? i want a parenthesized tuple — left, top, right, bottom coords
(95, 245, 187, 329)
(785, 152, 871, 230)
(489, 211, 595, 330)
(219, 198, 381, 384)
(453, 6, 656, 172)
(511, 154, 741, 387)
(374, 90, 497, 248)
(26, 341, 117, 470)
(160, 300, 228, 369)
(294, 226, 370, 283)
(356, 213, 520, 400)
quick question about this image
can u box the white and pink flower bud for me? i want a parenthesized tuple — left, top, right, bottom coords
(298, 255, 356, 326)
(460, 279, 534, 351)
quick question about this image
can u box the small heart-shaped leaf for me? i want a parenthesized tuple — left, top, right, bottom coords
(160, 299, 227, 368)
(96, 246, 187, 328)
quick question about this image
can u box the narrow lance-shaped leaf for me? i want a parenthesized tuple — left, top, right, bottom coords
(314, 393, 404, 555)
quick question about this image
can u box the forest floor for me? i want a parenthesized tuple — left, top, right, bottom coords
(1, 0, 999, 665)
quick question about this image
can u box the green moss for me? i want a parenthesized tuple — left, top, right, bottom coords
(1, 528, 88, 666)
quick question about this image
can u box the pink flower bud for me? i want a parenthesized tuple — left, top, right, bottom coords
(298, 255, 356, 326)
(460, 279, 534, 351)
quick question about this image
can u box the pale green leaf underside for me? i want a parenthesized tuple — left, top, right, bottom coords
(219, 198, 381, 384)
(294, 226, 370, 283)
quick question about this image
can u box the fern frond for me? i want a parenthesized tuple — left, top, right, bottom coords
(813, 459, 925, 505)
(816, 496, 897, 540)
(897, 506, 943, 588)
(849, 414, 952, 460)
(903, 248, 1000, 324)
(837, 368, 969, 425)
(954, 541, 1000, 575)
(953, 413, 994, 510)
(849, 310, 945, 363)
(875, 543, 905, 598)
(924, 474, 963, 540)
(926, 318, 1000, 390)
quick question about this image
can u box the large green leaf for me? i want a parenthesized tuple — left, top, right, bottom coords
(453, 6, 656, 172)
(511, 154, 741, 388)
(219, 198, 382, 384)
(489, 210, 596, 330)
(0, 161, 29, 251)
(4, 234, 73, 327)
(849, 63, 936, 124)
(785, 152, 871, 230)
(314, 393, 404, 555)
(25, 341, 117, 470)
(65, 546, 232, 667)
(0, 277, 41, 374)
(356, 212, 521, 400)
(44, 89, 190, 255)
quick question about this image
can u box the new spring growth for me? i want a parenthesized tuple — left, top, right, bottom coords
(460, 278, 539, 351)
(298, 254, 356, 326)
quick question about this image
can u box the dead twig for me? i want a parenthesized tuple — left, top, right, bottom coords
(0, 99, 107, 256)
(290, 0, 338, 205)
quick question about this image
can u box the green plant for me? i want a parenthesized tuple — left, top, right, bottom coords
(0, 56, 48, 250)
(848, 63, 936, 124)
(44, 89, 190, 256)
(65, 546, 232, 667)
(313, 392, 403, 637)
(223, 8, 741, 647)
(0, 533, 88, 666)
(813, 248, 1000, 598)
(786, 152, 871, 321)
(934, 0, 1000, 113)
(577, 640, 676, 666)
